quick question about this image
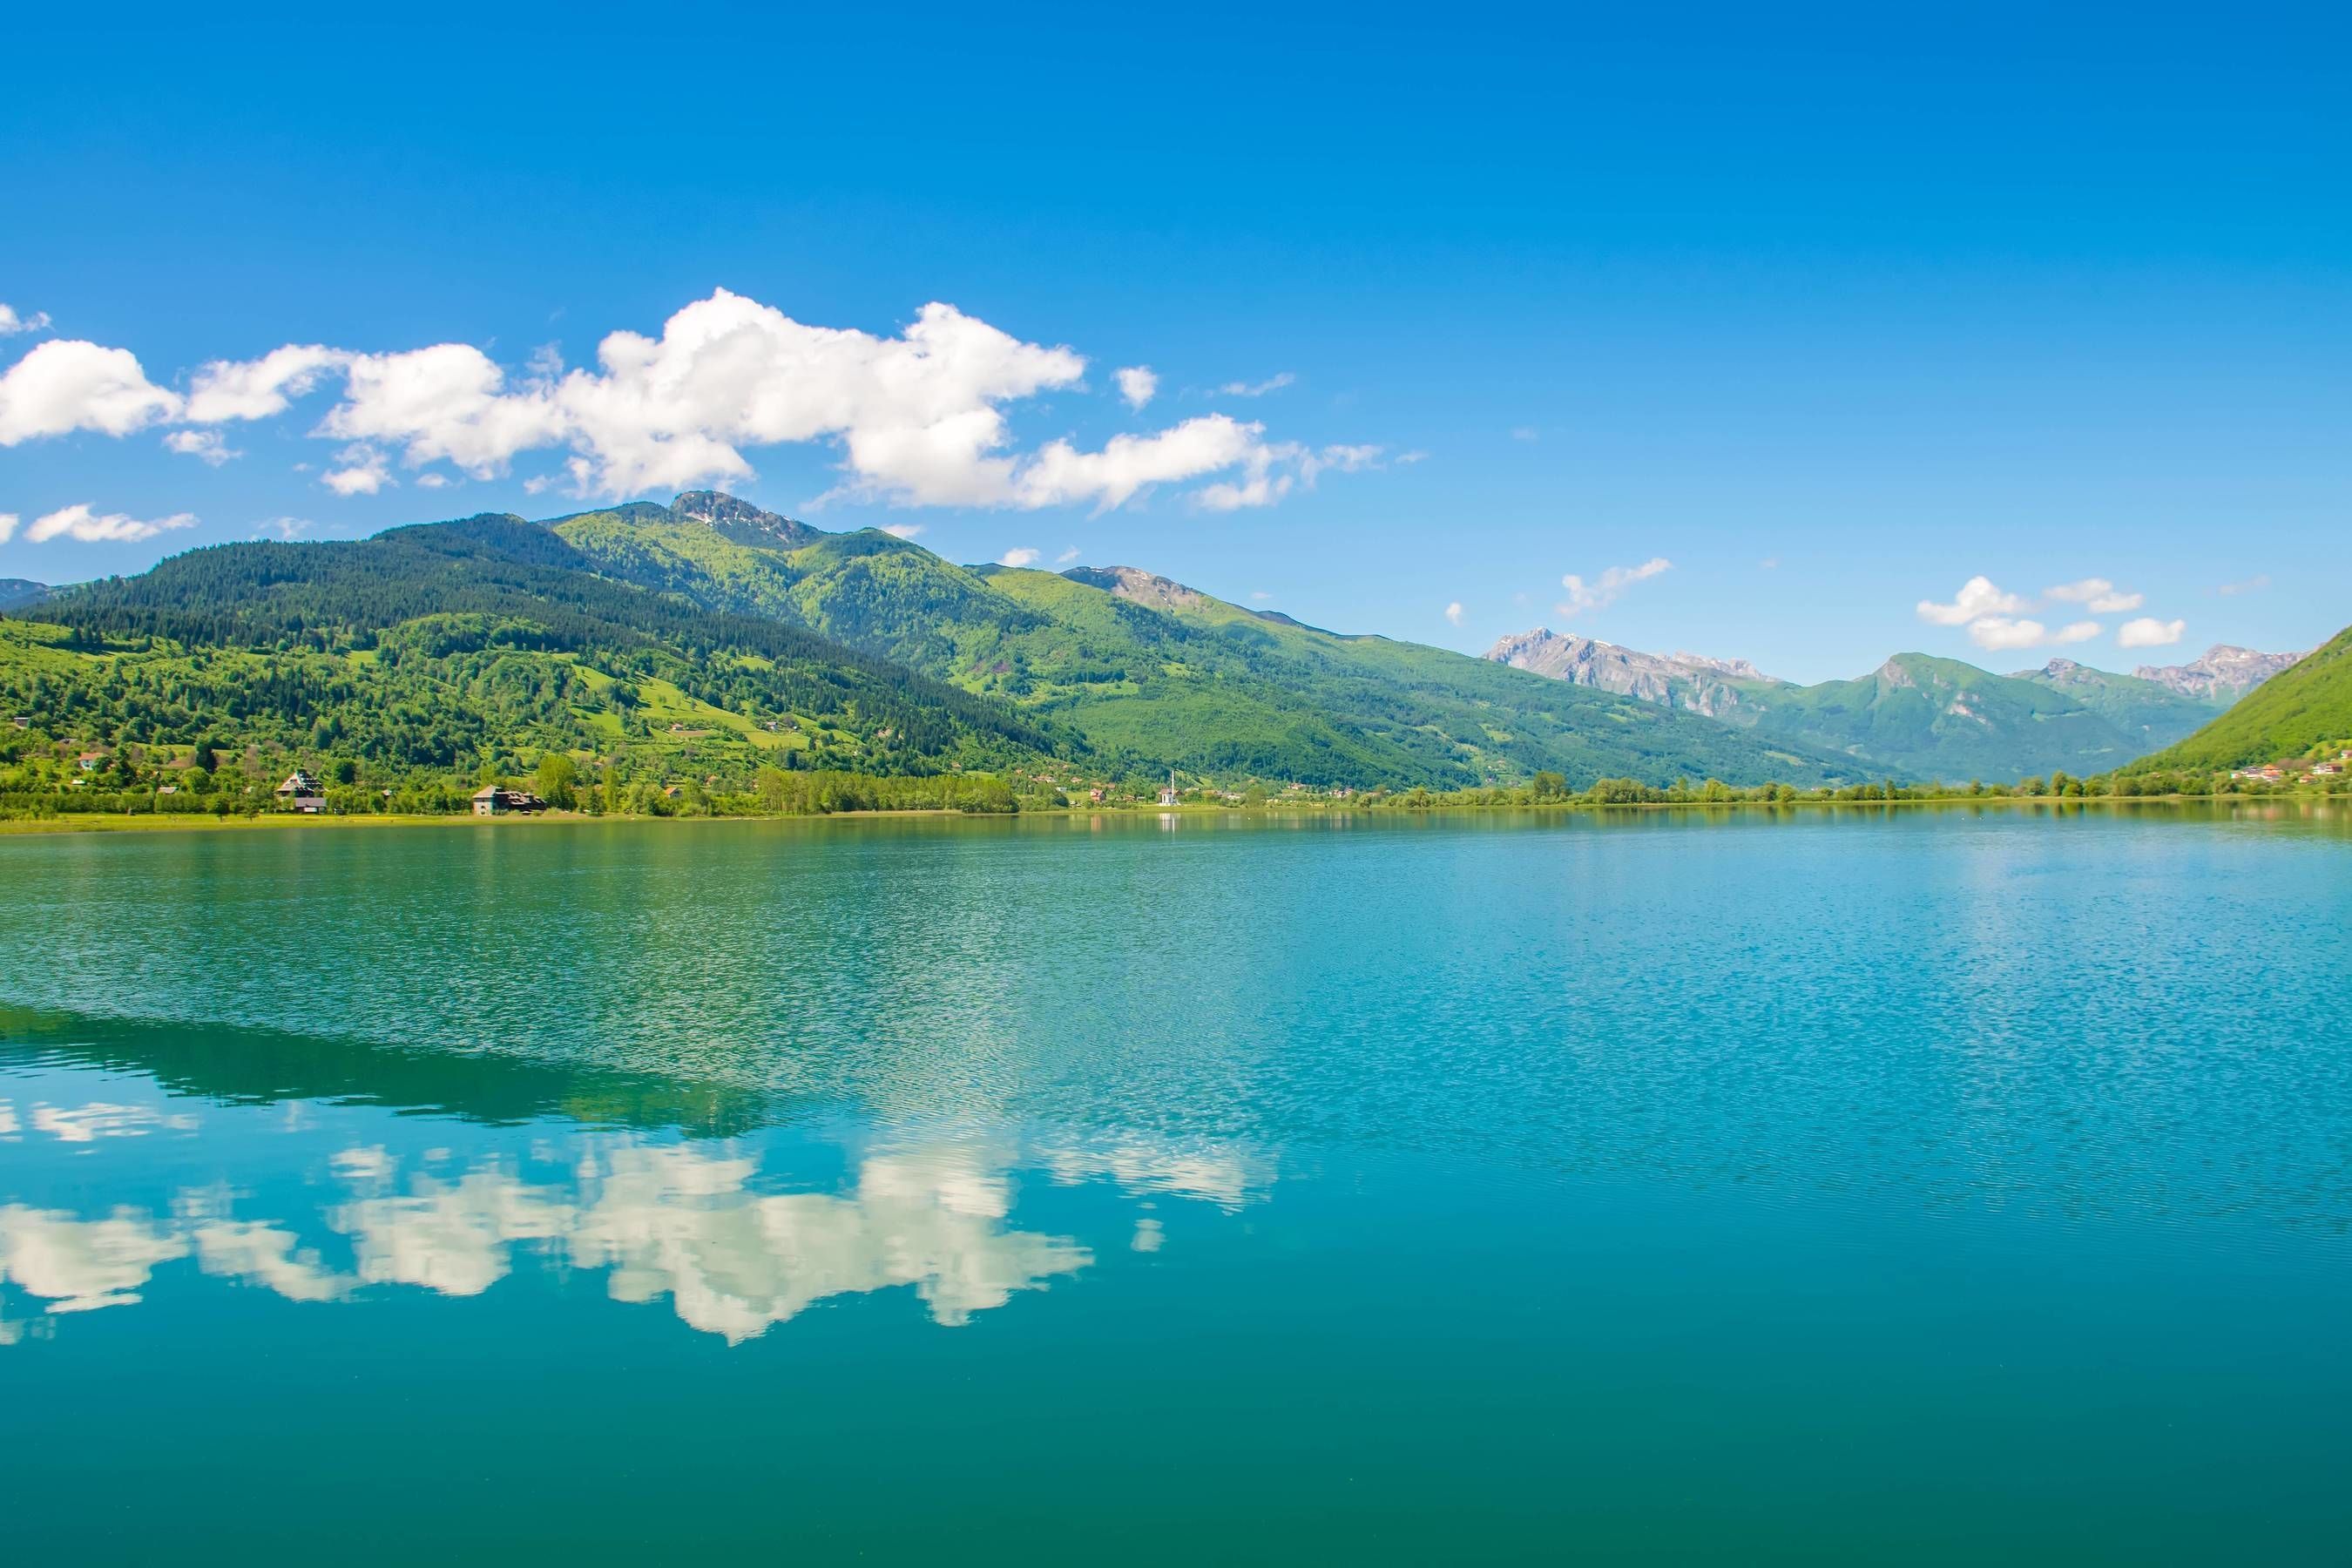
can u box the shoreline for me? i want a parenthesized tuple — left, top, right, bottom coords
(0, 791, 2334, 838)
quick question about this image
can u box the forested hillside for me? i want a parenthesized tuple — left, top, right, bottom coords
(0, 514, 1075, 814)
(549, 495, 1857, 789)
(2128, 622, 2352, 772)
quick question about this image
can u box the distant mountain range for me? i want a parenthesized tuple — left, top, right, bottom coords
(2132, 625, 2352, 773)
(1486, 629, 2305, 782)
(5, 497, 2330, 794)
(2127, 645, 2307, 702)
(2, 496, 1858, 793)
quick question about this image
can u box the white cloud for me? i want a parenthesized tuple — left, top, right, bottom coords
(1249, 591, 1272, 602)
(1194, 438, 1380, 512)
(1213, 372, 1294, 397)
(1396, 449, 1429, 464)
(164, 429, 239, 465)
(252, 517, 314, 540)
(2053, 620, 2102, 644)
(412, 471, 450, 490)
(184, 344, 348, 422)
(1444, 601, 1464, 626)
(2217, 574, 2270, 597)
(997, 546, 1041, 568)
(0, 339, 183, 444)
(321, 446, 392, 496)
(1113, 365, 1158, 409)
(0, 304, 52, 336)
(1024, 414, 1263, 511)
(24, 504, 198, 545)
(1055, 546, 1080, 564)
(881, 523, 923, 539)
(1, 292, 1370, 517)
(322, 342, 565, 479)
(1558, 558, 1671, 618)
(2118, 616, 2186, 649)
(0, 515, 16, 544)
(1509, 426, 1538, 443)
(2044, 577, 2144, 613)
(1966, 616, 2051, 652)
(1916, 576, 2031, 626)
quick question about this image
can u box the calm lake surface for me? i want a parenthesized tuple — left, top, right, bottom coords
(3, 803, 2349, 1563)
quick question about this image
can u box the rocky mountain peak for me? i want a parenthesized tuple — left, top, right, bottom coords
(672, 490, 822, 550)
(1063, 565, 1206, 612)
(1485, 628, 1778, 715)
(2132, 644, 2305, 701)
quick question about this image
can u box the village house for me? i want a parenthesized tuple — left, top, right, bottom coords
(470, 786, 549, 816)
(274, 771, 326, 812)
(78, 751, 105, 771)
(10, 716, 28, 730)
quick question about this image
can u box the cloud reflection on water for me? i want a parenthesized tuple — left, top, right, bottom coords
(0, 1122, 1273, 1346)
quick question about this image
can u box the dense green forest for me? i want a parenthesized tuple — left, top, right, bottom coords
(0, 513, 1082, 817)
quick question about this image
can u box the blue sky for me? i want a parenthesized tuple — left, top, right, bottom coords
(2, 2, 2344, 681)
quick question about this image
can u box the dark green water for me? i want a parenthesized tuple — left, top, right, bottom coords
(3, 804, 2349, 1563)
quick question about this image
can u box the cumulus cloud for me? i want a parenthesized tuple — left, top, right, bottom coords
(251, 517, 314, 540)
(24, 504, 198, 545)
(0, 304, 52, 335)
(1916, 576, 2031, 626)
(1444, 601, 1464, 625)
(412, 471, 451, 490)
(997, 546, 1041, 568)
(881, 523, 923, 539)
(0, 515, 15, 544)
(2045, 577, 2144, 613)
(1213, 372, 1294, 397)
(0, 292, 1372, 517)
(1965, 617, 2050, 651)
(164, 429, 239, 465)
(0, 339, 182, 443)
(321, 446, 392, 496)
(2118, 616, 2186, 649)
(322, 343, 565, 479)
(184, 344, 349, 422)
(1558, 558, 1671, 618)
(1114, 365, 1158, 409)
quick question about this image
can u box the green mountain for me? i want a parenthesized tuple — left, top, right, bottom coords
(1490, 628, 2234, 781)
(2, 512, 1069, 791)
(546, 493, 1858, 788)
(2129, 622, 2352, 772)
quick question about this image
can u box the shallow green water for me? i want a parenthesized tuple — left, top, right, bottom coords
(3, 804, 2349, 1563)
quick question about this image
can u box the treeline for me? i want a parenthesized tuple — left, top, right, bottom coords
(1354, 765, 2351, 811)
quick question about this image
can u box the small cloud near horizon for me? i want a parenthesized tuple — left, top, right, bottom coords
(2118, 616, 2186, 649)
(1444, 601, 1465, 626)
(998, 546, 1041, 568)
(2216, 574, 2270, 597)
(1558, 558, 1670, 618)
(882, 523, 923, 538)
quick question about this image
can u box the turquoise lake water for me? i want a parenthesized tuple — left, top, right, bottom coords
(2, 804, 2349, 1563)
